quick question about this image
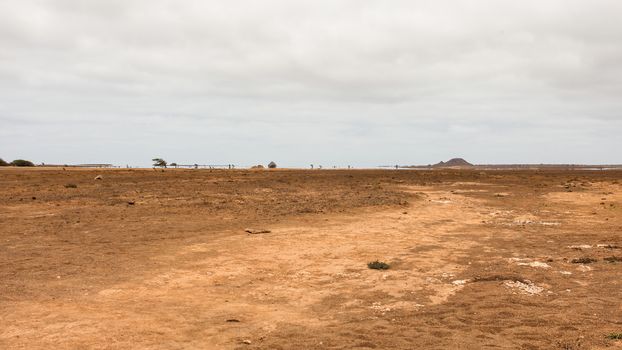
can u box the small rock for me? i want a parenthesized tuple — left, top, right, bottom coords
(245, 228, 271, 234)
(576, 265, 592, 272)
(127, 201, 135, 205)
(504, 280, 543, 295)
(567, 244, 592, 250)
(517, 261, 551, 269)
(242, 339, 252, 345)
(94, 175, 103, 180)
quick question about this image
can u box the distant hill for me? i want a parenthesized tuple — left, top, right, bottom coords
(433, 158, 473, 168)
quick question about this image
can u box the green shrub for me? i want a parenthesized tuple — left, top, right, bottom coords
(367, 261, 390, 270)
(606, 333, 622, 340)
(0, 158, 8, 166)
(10, 159, 35, 167)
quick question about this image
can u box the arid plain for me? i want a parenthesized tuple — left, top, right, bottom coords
(1, 168, 621, 349)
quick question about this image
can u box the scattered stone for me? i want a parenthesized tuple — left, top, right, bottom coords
(245, 228, 271, 234)
(540, 222, 561, 226)
(504, 280, 544, 295)
(597, 244, 620, 249)
(576, 265, 592, 272)
(517, 261, 551, 269)
(568, 244, 592, 250)
(94, 175, 103, 180)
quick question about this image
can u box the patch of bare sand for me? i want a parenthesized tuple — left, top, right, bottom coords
(1, 186, 490, 349)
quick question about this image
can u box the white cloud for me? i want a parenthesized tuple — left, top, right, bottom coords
(1, 0, 621, 166)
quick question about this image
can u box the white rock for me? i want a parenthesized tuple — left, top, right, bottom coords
(504, 280, 544, 295)
(567, 245, 592, 249)
(517, 261, 551, 269)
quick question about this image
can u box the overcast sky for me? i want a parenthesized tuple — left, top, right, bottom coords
(1, 0, 621, 167)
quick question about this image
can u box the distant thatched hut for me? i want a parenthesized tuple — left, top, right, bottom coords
(268, 161, 277, 169)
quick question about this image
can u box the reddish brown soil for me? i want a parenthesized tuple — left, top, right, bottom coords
(1, 168, 621, 349)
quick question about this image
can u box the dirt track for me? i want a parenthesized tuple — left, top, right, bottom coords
(1, 168, 621, 349)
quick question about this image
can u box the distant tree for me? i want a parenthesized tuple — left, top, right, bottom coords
(152, 158, 167, 168)
(10, 159, 35, 167)
(0, 158, 8, 166)
(170, 162, 178, 167)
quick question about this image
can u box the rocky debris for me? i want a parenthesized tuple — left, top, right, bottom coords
(517, 261, 551, 269)
(504, 280, 544, 295)
(452, 279, 469, 286)
(94, 175, 103, 180)
(568, 244, 592, 250)
(597, 244, 620, 249)
(576, 265, 592, 272)
(370, 302, 392, 313)
(245, 228, 271, 234)
(540, 222, 561, 226)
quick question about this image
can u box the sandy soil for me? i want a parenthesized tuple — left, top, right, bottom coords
(1, 168, 621, 349)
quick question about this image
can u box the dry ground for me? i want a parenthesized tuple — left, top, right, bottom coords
(1, 168, 621, 349)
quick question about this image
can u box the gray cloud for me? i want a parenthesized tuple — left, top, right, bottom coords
(1, 0, 621, 166)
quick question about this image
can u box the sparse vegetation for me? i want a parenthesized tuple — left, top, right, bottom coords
(64, 183, 78, 188)
(604, 256, 622, 263)
(367, 261, 390, 270)
(10, 159, 35, 167)
(606, 333, 622, 340)
(571, 257, 597, 264)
